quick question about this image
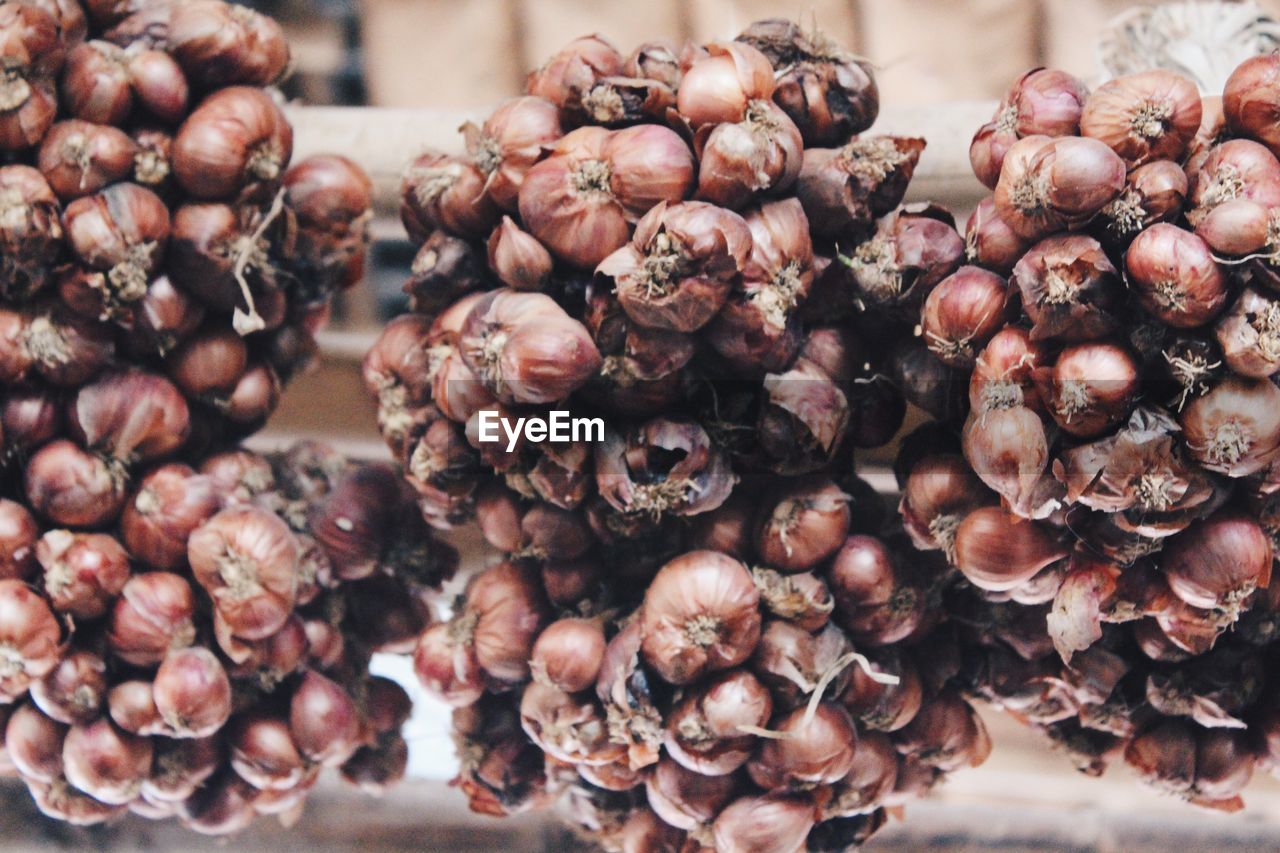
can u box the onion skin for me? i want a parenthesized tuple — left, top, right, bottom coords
(0, 578, 63, 700)
(171, 86, 292, 200)
(1125, 225, 1228, 329)
(1080, 70, 1202, 166)
(1180, 376, 1280, 477)
(638, 551, 761, 685)
(1225, 54, 1280, 156)
(1161, 511, 1272, 613)
(747, 703, 858, 791)
(953, 508, 1068, 591)
(712, 792, 817, 853)
(663, 669, 773, 776)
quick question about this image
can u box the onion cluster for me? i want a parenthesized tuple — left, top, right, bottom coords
(0, 442, 449, 831)
(416, 499, 990, 850)
(368, 19, 1002, 848)
(893, 58, 1280, 812)
(365, 19, 949, 539)
(1, 0, 374, 530)
(0, 0, 424, 834)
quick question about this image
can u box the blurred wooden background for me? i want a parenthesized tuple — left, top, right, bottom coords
(352, 0, 1280, 109)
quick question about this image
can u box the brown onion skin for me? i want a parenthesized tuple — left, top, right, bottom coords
(1080, 70, 1201, 166)
(1162, 511, 1272, 612)
(1040, 342, 1140, 438)
(171, 86, 292, 200)
(892, 692, 990, 772)
(290, 670, 361, 767)
(0, 74, 57, 151)
(38, 119, 138, 201)
(1125, 224, 1228, 328)
(970, 68, 1088, 188)
(462, 561, 549, 684)
(180, 772, 259, 836)
(676, 40, 775, 127)
(737, 19, 879, 146)
(664, 670, 772, 777)
(0, 578, 61, 691)
(121, 464, 220, 571)
(36, 530, 130, 619)
(645, 756, 739, 830)
(62, 718, 152, 805)
(1225, 54, 1280, 156)
(755, 478, 850, 573)
(1215, 286, 1280, 378)
(1180, 376, 1280, 477)
(1011, 233, 1120, 343)
(167, 0, 288, 89)
(412, 621, 483, 707)
(463, 96, 562, 212)
(996, 135, 1125, 239)
(965, 195, 1031, 274)
(517, 126, 693, 268)
(6, 702, 68, 782)
(1188, 139, 1280, 226)
(1104, 160, 1187, 243)
(899, 453, 996, 556)
(107, 572, 196, 666)
(24, 439, 127, 528)
(31, 651, 104, 728)
(69, 368, 190, 463)
(152, 647, 231, 738)
(954, 508, 1068, 592)
(188, 506, 299, 642)
(530, 617, 606, 694)
(0, 499, 40, 581)
(526, 34, 623, 117)
(460, 289, 602, 406)
(639, 551, 761, 686)
(748, 703, 859, 791)
(921, 266, 1011, 367)
(842, 652, 923, 732)
(62, 183, 170, 305)
(712, 792, 817, 853)
(400, 151, 498, 241)
(227, 712, 304, 791)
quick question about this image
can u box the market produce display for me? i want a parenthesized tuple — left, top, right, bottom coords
(0, 0, 453, 834)
(365, 19, 1001, 850)
(890, 58, 1280, 811)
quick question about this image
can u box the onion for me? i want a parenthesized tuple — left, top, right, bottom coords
(953, 508, 1067, 591)
(1080, 70, 1201, 166)
(638, 551, 761, 685)
(1180, 376, 1280, 477)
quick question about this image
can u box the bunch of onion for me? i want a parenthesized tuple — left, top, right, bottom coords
(0, 0, 374, 531)
(408, 463, 991, 850)
(0, 442, 447, 832)
(895, 57, 1280, 812)
(366, 18, 957, 556)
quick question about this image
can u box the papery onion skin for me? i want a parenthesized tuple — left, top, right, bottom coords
(712, 792, 817, 853)
(1080, 70, 1202, 167)
(953, 508, 1068, 591)
(639, 551, 761, 685)
(1180, 376, 1280, 477)
(747, 703, 858, 791)
(1161, 511, 1272, 613)
(1225, 54, 1280, 156)
(1125, 224, 1228, 329)
(0, 578, 63, 699)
